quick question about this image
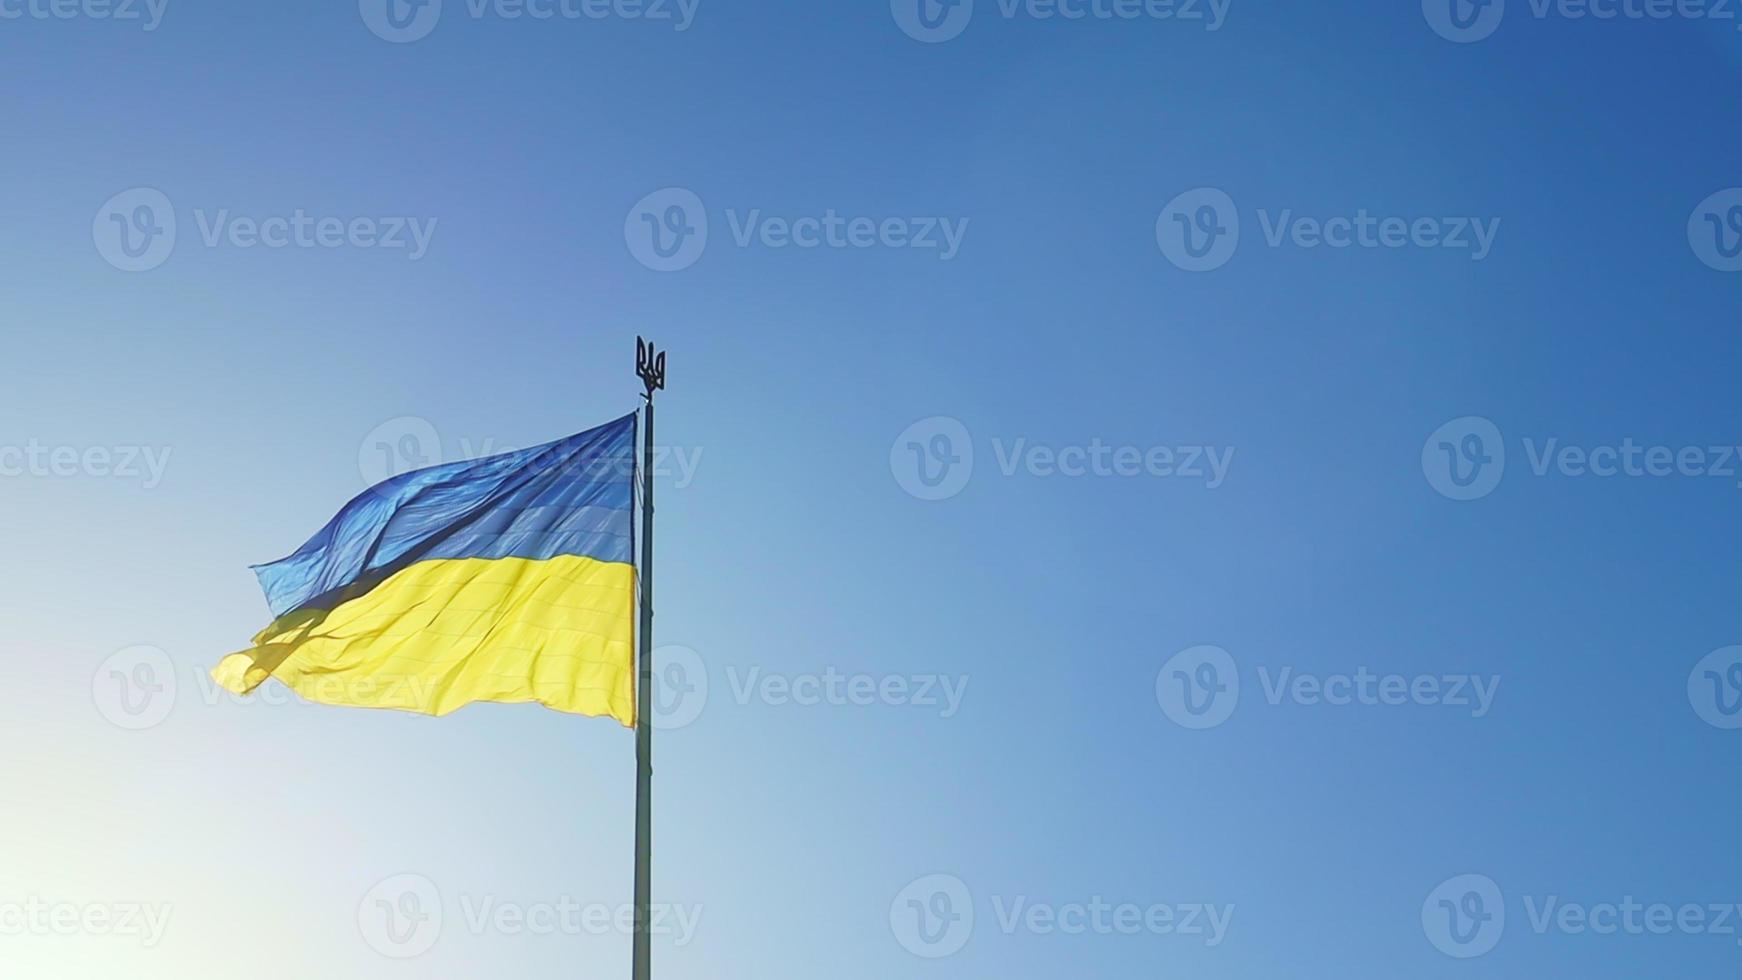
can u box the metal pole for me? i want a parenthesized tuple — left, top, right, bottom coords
(632, 337, 664, 980)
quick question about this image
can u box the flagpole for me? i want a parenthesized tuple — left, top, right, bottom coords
(632, 337, 664, 980)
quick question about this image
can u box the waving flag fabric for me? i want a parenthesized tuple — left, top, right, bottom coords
(213, 413, 639, 725)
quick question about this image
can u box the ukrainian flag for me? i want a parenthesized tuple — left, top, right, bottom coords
(213, 413, 639, 725)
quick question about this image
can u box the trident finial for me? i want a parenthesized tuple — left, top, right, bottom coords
(636, 337, 667, 399)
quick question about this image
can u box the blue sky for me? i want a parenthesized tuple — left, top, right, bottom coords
(3, 1, 1741, 977)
